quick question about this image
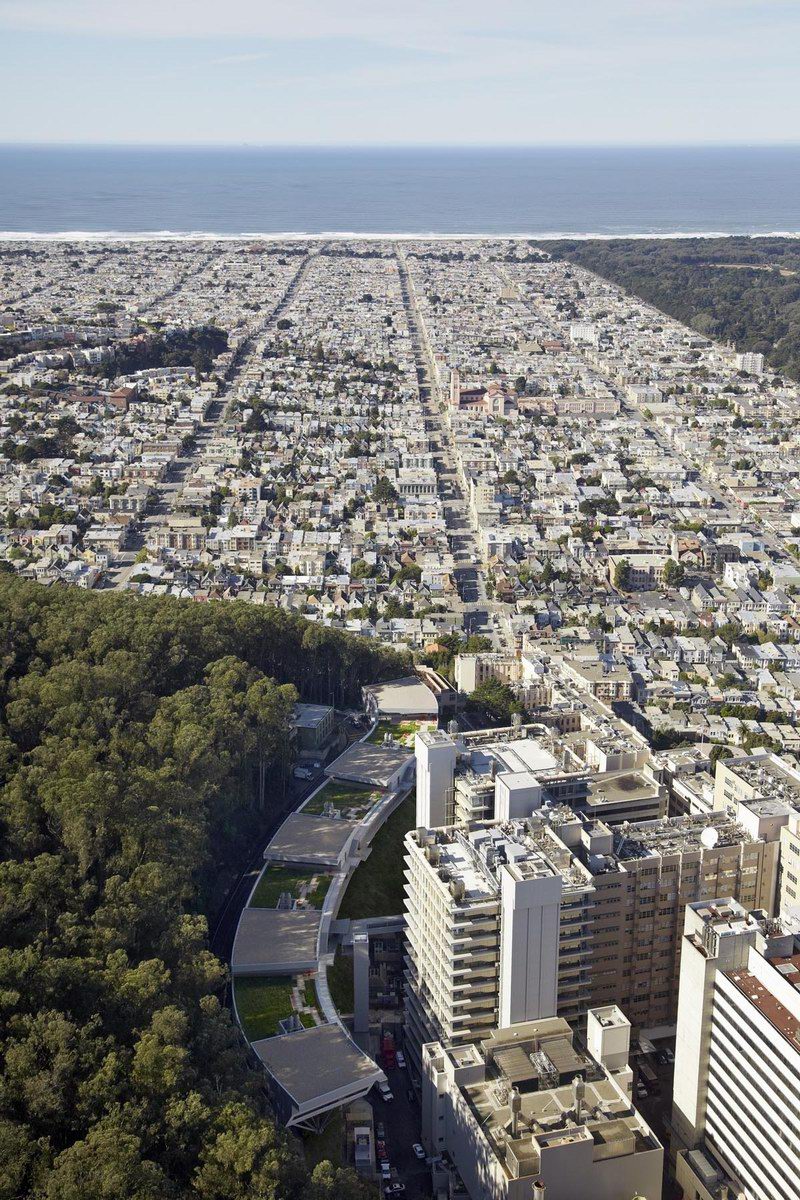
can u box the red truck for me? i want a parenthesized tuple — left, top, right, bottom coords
(380, 1031, 397, 1070)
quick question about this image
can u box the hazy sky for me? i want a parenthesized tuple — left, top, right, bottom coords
(0, 0, 798, 145)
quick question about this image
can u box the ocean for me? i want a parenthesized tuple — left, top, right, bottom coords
(1, 144, 799, 238)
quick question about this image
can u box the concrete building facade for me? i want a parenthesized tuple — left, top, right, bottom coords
(672, 898, 800, 1200)
(404, 806, 779, 1056)
(420, 1014, 663, 1200)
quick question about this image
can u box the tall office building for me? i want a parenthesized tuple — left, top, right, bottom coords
(404, 807, 778, 1059)
(672, 898, 800, 1200)
(404, 821, 585, 1058)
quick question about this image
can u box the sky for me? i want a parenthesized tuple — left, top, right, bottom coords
(0, 0, 798, 146)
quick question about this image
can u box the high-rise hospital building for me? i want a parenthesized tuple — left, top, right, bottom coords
(405, 728, 779, 1059)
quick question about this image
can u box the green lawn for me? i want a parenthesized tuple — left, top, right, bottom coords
(303, 1110, 344, 1171)
(336, 792, 415, 920)
(304, 978, 319, 1011)
(302, 778, 378, 817)
(367, 719, 422, 745)
(250, 866, 332, 909)
(233, 975, 296, 1041)
(303, 1113, 379, 1195)
(326, 948, 354, 1015)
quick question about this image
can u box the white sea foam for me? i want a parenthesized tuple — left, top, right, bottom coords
(1, 229, 799, 242)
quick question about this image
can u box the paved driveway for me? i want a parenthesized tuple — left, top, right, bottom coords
(371, 1064, 431, 1199)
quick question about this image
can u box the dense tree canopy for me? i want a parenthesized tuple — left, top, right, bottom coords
(92, 326, 229, 380)
(0, 578, 402, 1199)
(468, 678, 524, 724)
(544, 237, 800, 382)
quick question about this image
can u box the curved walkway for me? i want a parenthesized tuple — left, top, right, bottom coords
(229, 718, 415, 1122)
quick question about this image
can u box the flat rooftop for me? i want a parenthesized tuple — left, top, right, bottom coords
(585, 770, 659, 809)
(252, 1022, 383, 1108)
(444, 1020, 658, 1181)
(615, 814, 752, 860)
(415, 819, 588, 904)
(266, 811, 359, 867)
(740, 796, 792, 819)
(436, 836, 500, 903)
(363, 675, 439, 717)
(294, 703, 334, 729)
(727, 754, 800, 801)
(491, 739, 560, 776)
(726, 967, 800, 1051)
(231, 907, 321, 975)
(326, 739, 412, 788)
(591, 1004, 630, 1030)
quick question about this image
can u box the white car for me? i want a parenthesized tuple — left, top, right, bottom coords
(377, 1082, 394, 1102)
(380, 1161, 392, 1179)
(396, 1051, 406, 1069)
(412, 1143, 425, 1160)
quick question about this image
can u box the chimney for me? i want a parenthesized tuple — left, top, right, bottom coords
(532, 1182, 546, 1198)
(510, 1088, 522, 1138)
(572, 1076, 585, 1124)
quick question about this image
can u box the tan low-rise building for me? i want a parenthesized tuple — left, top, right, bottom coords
(421, 1013, 662, 1200)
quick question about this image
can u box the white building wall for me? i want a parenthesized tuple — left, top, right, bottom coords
(498, 867, 561, 1026)
(705, 971, 800, 1200)
(672, 913, 756, 1150)
(415, 732, 456, 828)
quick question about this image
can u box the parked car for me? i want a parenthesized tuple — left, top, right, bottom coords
(412, 1143, 426, 1160)
(292, 767, 312, 780)
(377, 1082, 394, 1103)
(376, 1122, 386, 1140)
(380, 1161, 391, 1180)
(664, 1048, 675, 1064)
(384, 1186, 406, 1197)
(636, 1083, 648, 1100)
(396, 1051, 406, 1069)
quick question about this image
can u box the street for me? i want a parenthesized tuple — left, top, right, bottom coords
(396, 248, 511, 651)
(103, 252, 315, 590)
(371, 1063, 431, 1199)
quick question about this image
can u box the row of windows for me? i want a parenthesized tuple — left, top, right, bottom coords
(713, 985, 800, 1115)
(707, 1094, 794, 1200)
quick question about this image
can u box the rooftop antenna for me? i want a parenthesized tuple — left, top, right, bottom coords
(700, 826, 720, 850)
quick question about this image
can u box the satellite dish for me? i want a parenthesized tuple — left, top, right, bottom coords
(700, 826, 719, 850)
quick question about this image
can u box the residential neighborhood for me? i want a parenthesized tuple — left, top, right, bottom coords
(4, 238, 800, 765)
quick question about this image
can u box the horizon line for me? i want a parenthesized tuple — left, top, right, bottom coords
(2, 140, 800, 151)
